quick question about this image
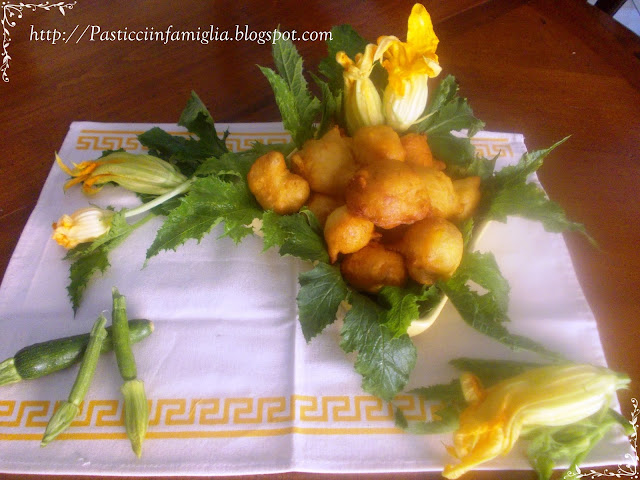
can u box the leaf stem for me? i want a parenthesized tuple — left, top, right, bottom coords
(123, 178, 194, 219)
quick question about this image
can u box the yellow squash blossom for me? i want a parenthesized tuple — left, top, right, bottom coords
(443, 364, 630, 479)
(336, 44, 385, 135)
(52, 206, 114, 249)
(375, 3, 442, 131)
(56, 151, 188, 195)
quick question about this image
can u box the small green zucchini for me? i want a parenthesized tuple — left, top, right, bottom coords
(0, 318, 153, 386)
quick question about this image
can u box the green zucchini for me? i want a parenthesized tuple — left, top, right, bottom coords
(0, 318, 153, 386)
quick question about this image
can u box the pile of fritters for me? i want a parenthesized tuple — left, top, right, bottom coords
(248, 125, 481, 293)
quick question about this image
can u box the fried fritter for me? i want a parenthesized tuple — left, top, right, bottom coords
(324, 206, 377, 263)
(345, 160, 431, 229)
(400, 132, 434, 167)
(290, 126, 357, 197)
(247, 150, 310, 215)
(414, 166, 460, 218)
(352, 125, 406, 165)
(397, 217, 463, 285)
(452, 176, 482, 221)
(340, 242, 407, 293)
(306, 192, 344, 227)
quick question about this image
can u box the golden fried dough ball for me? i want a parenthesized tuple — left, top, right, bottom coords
(400, 133, 434, 167)
(352, 125, 406, 165)
(324, 206, 377, 263)
(247, 150, 310, 215)
(452, 176, 482, 221)
(290, 127, 357, 197)
(306, 193, 343, 227)
(398, 217, 464, 285)
(345, 160, 431, 229)
(340, 243, 407, 293)
(414, 166, 461, 218)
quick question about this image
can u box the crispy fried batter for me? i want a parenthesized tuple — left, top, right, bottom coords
(400, 132, 434, 167)
(324, 206, 377, 263)
(290, 126, 357, 197)
(247, 150, 310, 215)
(414, 165, 461, 218)
(396, 217, 463, 285)
(345, 160, 431, 229)
(352, 125, 406, 165)
(452, 176, 482, 221)
(340, 242, 407, 293)
(306, 192, 344, 227)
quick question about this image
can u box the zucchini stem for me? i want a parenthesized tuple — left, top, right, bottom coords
(111, 287, 149, 458)
(41, 315, 107, 446)
(112, 288, 137, 381)
(0, 358, 21, 386)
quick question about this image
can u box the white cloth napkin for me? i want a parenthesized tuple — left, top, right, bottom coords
(0, 123, 633, 475)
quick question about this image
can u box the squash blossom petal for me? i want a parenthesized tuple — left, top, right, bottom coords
(52, 206, 114, 249)
(442, 364, 630, 479)
(375, 3, 442, 132)
(56, 151, 188, 196)
(336, 44, 385, 135)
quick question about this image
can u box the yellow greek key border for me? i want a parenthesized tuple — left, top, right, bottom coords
(75, 129, 292, 153)
(0, 394, 441, 441)
(74, 129, 514, 157)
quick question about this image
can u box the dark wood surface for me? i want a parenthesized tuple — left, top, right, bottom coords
(1, 0, 639, 478)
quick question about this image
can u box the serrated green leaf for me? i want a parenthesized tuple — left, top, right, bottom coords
(146, 176, 262, 259)
(410, 378, 465, 404)
(340, 291, 383, 353)
(138, 92, 228, 177)
(195, 143, 296, 179)
(297, 263, 349, 342)
(479, 138, 593, 243)
(261, 37, 320, 148)
(66, 213, 148, 313)
(261, 210, 329, 263)
(311, 73, 339, 138)
(378, 284, 437, 337)
(138, 127, 209, 177)
(423, 97, 485, 137)
(178, 91, 229, 158)
(454, 251, 511, 316)
(488, 181, 591, 238)
(378, 287, 421, 337)
(524, 407, 627, 480)
(340, 292, 417, 401)
(439, 252, 564, 360)
(318, 24, 369, 94)
(423, 75, 459, 118)
(427, 132, 477, 168)
(355, 324, 416, 402)
(416, 75, 484, 137)
(495, 137, 569, 186)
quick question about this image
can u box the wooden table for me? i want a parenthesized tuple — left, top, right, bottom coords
(1, 0, 639, 478)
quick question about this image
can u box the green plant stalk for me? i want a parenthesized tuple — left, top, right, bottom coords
(112, 288, 137, 381)
(41, 315, 107, 446)
(112, 288, 149, 458)
(123, 177, 194, 219)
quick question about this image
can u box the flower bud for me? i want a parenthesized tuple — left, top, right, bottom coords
(443, 364, 630, 479)
(336, 44, 385, 135)
(121, 379, 149, 458)
(375, 3, 442, 132)
(382, 73, 430, 132)
(56, 151, 188, 195)
(52, 206, 114, 249)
